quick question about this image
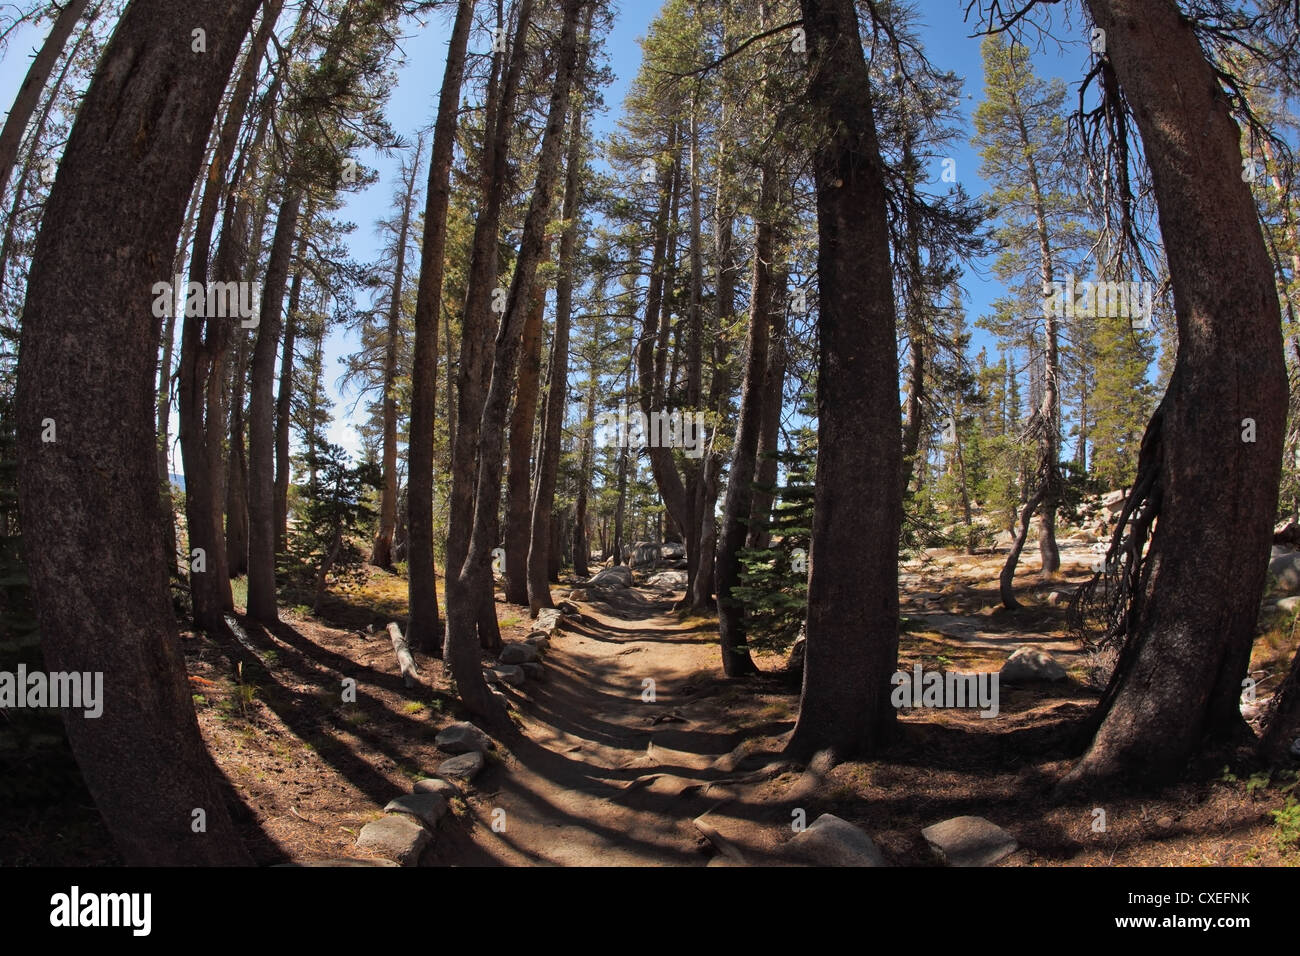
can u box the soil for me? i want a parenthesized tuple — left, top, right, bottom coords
(5, 536, 1298, 866)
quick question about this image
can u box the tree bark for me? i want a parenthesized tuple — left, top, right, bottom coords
(274, 216, 310, 555)
(406, 0, 474, 654)
(246, 188, 303, 624)
(15, 0, 262, 865)
(785, 0, 902, 762)
(0, 0, 92, 200)
(528, 36, 590, 612)
(372, 150, 420, 569)
(504, 286, 546, 604)
(1065, 0, 1288, 785)
(716, 164, 777, 676)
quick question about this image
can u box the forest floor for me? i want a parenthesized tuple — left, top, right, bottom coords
(6, 538, 1299, 866)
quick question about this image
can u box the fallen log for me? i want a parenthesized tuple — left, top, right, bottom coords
(387, 622, 420, 688)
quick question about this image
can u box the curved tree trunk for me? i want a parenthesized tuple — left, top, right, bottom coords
(1065, 0, 1287, 785)
(15, 0, 261, 865)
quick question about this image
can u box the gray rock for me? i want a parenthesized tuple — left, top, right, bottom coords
(384, 792, 449, 828)
(486, 664, 526, 687)
(784, 813, 886, 867)
(1291, 737, 1300, 759)
(525, 633, 551, 650)
(522, 661, 545, 681)
(534, 608, 564, 633)
(499, 641, 539, 664)
(413, 776, 462, 800)
(1270, 549, 1300, 593)
(586, 565, 633, 589)
(646, 570, 689, 589)
(1278, 596, 1300, 613)
(437, 750, 485, 782)
(1102, 489, 1127, 515)
(1045, 590, 1071, 607)
(434, 721, 494, 754)
(1000, 646, 1067, 683)
(922, 816, 1018, 867)
(356, 815, 431, 866)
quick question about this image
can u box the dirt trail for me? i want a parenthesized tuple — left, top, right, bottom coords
(431, 586, 791, 866)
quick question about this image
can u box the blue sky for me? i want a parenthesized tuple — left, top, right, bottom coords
(1, 0, 1092, 467)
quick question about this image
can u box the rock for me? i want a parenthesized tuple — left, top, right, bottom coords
(522, 661, 545, 681)
(993, 530, 1015, 547)
(660, 542, 686, 560)
(1045, 590, 1071, 607)
(789, 631, 806, 672)
(1275, 520, 1300, 547)
(646, 570, 689, 589)
(1102, 489, 1127, 515)
(586, 566, 632, 589)
(356, 815, 431, 866)
(1278, 596, 1300, 613)
(1000, 646, 1067, 683)
(436, 750, 485, 782)
(534, 608, 564, 632)
(486, 665, 526, 687)
(384, 792, 449, 828)
(921, 816, 1018, 867)
(524, 633, 551, 650)
(434, 721, 494, 755)
(1271, 549, 1300, 593)
(1290, 738, 1300, 759)
(626, 541, 660, 568)
(567, 588, 588, 601)
(413, 777, 462, 800)
(499, 641, 540, 664)
(1068, 531, 1096, 544)
(1156, 815, 1174, 829)
(784, 813, 887, 866)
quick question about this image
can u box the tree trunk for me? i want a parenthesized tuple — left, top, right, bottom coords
(1065, 0, 1288, 785)
(0, 0, 91, 199)
(504, 286, 546, 604)
(226, 334, 250, 577)
(528, 36, 589, 612)
(15, 0, 262, 865)
(274, 221, 309, 556)
(716, 164, 777, 676)
(372, 150, 419, 569)
(247, 188, 303, 624)
(445, 0, 582, 725)
(406, 0, 474, 654)
(785, 0, 901, 762)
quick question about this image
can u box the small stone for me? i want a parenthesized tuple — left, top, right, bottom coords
(413, 777, 461, 800)
(522, 661, 545, 681)
(1000, 646, 1067, 683)
(784, 813, 886, 866)
(499, 641, 539, 664)
(437, 750, 485, 782)
(434, 721, 494, 754)
(525, 633, 551, 649)
(921, 816, 1018, 867)
(356, 815, 431, 866)
(486, 664, 526, 687)
(1156, 816, 1174, 829)
(384, 792, 449, 828)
